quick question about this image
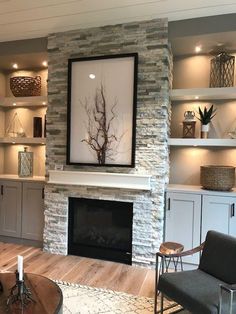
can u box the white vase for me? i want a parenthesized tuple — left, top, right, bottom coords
(201, 124, 209, 138)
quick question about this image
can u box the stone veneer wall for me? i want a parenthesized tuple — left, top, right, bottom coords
(44, 18, 172, 267)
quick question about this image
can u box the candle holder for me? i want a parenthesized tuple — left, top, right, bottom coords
(7, 271, 35, 310)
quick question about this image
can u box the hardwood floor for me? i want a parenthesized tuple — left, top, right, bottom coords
(0, 242, 155, 298)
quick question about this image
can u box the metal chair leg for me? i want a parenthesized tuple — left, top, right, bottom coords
(154, 253, 159, 313)
(219, 284, 236, 314)
(219, 286, 222, 314)
(160, 292, 164, 314)
(229, 290, 233, 314)
(180, 257, 183, 271)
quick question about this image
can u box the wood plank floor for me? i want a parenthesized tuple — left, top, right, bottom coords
(0, 242, 155, 298)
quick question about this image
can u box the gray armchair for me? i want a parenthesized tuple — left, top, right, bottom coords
(156, 230, 236, 314)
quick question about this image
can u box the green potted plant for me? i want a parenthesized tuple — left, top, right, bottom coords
(197, 105, 217, 138)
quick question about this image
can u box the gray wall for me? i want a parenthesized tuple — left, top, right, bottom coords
(44, 18, 172, 267)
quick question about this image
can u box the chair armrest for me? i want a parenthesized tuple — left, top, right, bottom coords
(156, 242, 204, 258)
(220, 283, 236, 292)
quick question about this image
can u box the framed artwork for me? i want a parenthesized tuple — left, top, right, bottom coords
(67, 53, 138, 167)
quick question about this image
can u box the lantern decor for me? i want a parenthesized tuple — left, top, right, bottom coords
(210, 52, 235, 87)
(182, 111, 196, 138)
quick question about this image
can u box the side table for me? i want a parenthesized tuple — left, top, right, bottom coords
(154, 241, 184, 314)
(159, 241, 184, 274)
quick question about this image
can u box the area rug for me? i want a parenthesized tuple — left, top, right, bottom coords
(56, 280, 189, 314)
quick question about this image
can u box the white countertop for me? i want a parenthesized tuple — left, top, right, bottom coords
(0, 174, 46, 183)
(167, 184, 236, 197)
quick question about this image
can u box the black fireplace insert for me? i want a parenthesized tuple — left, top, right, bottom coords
(68, 197, 133, 264)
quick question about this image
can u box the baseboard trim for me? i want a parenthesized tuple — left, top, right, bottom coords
(0, 235, 42, 248)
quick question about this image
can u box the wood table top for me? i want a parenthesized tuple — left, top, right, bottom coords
(0, 272, 62, 314)
(159, 242, 184, 255)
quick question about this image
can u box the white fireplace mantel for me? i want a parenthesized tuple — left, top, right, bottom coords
(48, 170, 152, 190)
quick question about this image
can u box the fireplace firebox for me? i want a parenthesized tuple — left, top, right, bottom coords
(68, 198, 133, 264)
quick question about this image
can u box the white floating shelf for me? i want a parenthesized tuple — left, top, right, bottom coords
(0, 96, 47, 107)
(170, 87, 236, 101)
(0, 137, 46, 145)
(168, 138, 236, 147)
(48, 170, 152, 190)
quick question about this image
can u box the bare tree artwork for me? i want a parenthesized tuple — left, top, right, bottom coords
(81, 83, 125, 164)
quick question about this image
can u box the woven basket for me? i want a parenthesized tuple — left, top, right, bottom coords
(200, 165, 235, 191)
(10, 76, 41, 97)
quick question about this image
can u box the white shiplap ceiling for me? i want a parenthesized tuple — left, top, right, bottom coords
(1, 0, 236, 42)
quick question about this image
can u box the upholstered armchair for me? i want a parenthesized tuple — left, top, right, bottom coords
(156, 230, 236, 314)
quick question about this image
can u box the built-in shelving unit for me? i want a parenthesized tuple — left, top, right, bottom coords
(0, 96, 47, 107)
(168, 138, 236, 147)
(0, 174, 46, 182)
(0, 62, 48, 178)
(0, 137, 46, 145)
(170, 87, 236, 101)
(169, 51, 236, 187)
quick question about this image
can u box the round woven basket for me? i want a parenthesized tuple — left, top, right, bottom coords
(200, 165, 235, 191)
(10, 76, 41, 97)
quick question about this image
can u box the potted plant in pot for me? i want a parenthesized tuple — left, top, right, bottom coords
(197, 105, 217, 138)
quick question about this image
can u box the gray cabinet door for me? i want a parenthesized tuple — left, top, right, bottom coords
(0, 181, 22, 237)
(22, 182, 44, 241)
(165, 192, 202, 264)
(202, 195, 236, 241)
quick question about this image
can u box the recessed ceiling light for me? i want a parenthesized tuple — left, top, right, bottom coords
(195, 45, 202, 53)
(13, 103, 16, 106)
(42, 61, 48, 67)
(195, 96, 199, 100)
(12, 63, 18, 69)
(42, 101, 46, 105)
(89, 74, 96, 79)
(12, 142, 15, 144)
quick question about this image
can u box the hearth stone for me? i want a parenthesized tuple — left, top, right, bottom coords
(43, 183, 165, 266)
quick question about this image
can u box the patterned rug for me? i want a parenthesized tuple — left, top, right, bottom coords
(57, 281, 189, 314)
(57, 281, 153, 314)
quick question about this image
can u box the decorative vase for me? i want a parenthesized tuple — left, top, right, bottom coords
(201, 124, 209, 139)
(18, 147, 33, 177)
(33, 117, 42, 137)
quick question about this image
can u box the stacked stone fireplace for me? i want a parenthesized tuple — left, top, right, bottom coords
(44, 18, 172, 267)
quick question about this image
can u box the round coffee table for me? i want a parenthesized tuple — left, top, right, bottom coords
(0, 272, 62, 313)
